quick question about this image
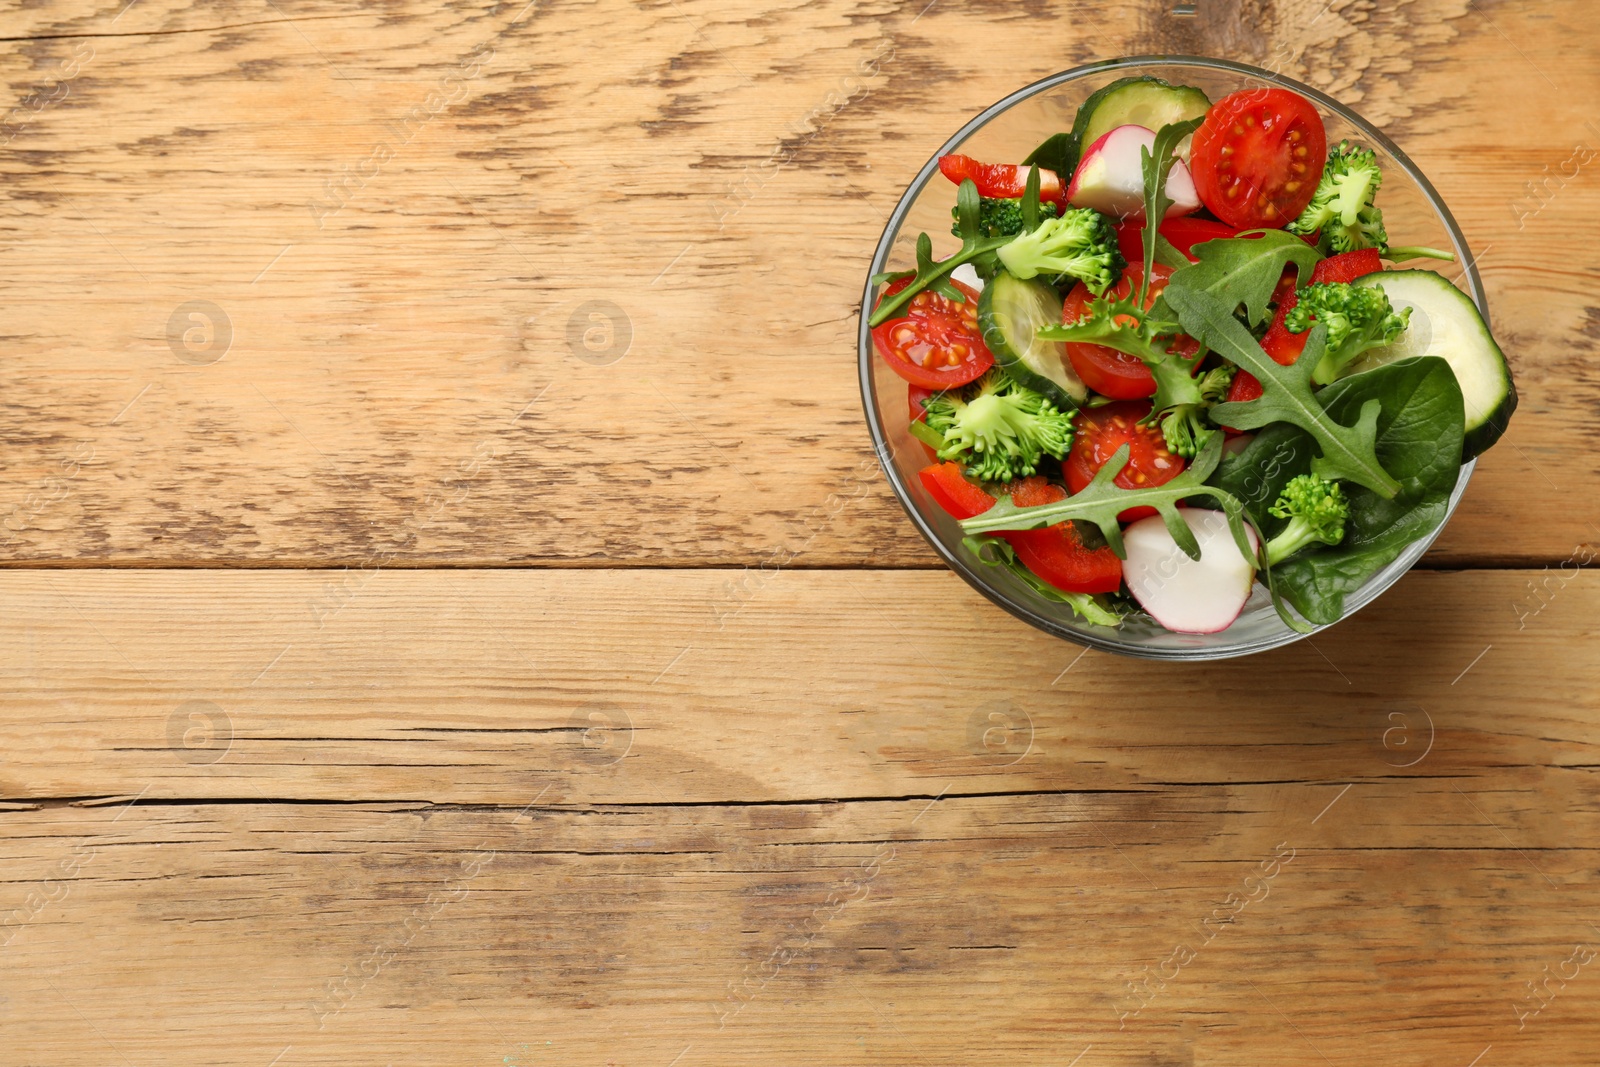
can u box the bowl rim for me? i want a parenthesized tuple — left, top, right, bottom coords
(857, 54, 1484, 661)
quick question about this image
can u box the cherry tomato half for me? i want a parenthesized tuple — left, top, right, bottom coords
(918, 465, 1121, 593)
(1002, 476, 1123, 594)
(1190, 88, 1327, 229)
(1060, 263, 1198, 401)
(871, 277, 994, 389)
(1065, 400, 1186, 521)
(937, 154, 1067, 204)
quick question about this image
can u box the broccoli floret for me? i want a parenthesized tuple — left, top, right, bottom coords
(956, 197, 1063, 279)
(1284, 282, 1411, 385)
(1288, 141, 1389, 255)
(951, 196, 1061, 241)
(922, 371, 1075, 484)
(1264, 474, 1350, 565)
(1160, 364, 1236, 459)
(996, 207, 1123, 294)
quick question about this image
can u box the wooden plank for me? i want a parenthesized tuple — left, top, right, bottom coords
(0, 0, 1594, 566)
(0, 568, 1592, 805)
(1, 789, 1595, 1064)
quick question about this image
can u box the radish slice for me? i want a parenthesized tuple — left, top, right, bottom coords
(1123, 508, 1259, 634)
(949, 262, 985, 293)
(1222, 432, 1254, 456)
(1067, 125, 1201, 221)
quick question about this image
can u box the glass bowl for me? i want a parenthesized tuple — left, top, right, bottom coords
(858, 55, 1483, 660)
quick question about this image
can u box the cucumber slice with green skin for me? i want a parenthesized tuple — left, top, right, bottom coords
(1070, 77, 1212, 161)
(978, 270, 1087, 407)
(1350, 269, 1517, 459)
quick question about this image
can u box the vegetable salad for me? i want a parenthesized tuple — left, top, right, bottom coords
(867, 77, 1516, 635)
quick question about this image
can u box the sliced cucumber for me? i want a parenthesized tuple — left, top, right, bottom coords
(1071, 77, 1211, 156)
(978, 271, 1086, 407)
(1351, 270, 1517, 459)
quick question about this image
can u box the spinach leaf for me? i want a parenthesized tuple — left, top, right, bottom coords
(1209, 422, 1314, 531)
(1165, 230, 1323, 327)
(1023, 132, 1080, 187)
(1165, 284, 1401, 499)
(1020, 159, 1044, 233)
(1272, 356, 1465, 625)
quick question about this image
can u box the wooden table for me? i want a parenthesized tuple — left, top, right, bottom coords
(1, 1, 1595, 1063)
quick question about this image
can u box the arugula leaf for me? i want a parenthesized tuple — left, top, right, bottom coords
(1144, 353, 1208, 415)
(1022, 132, 1080, 187)
(1272, 356, 1465, 625)
(1152, 232, 1189, 270)
(1035, 295, 1205, 412)
(1164, 230, 1323, 327)
(958, 434, 1255, 566)
(1138, 117, 1205, 306)
(867, 179, 1013, 327)
(1164, 284, 1401, 499)
(961, 533, 1123, 627)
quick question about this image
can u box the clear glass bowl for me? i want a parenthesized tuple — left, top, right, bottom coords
(858, 55, 1483, 660)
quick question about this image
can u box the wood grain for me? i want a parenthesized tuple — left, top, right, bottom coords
(3, 2, 1597, 1065)
(0, 568, 1592, 806)
(0, 0, 1594, 567)
(1, 790, 1595, 1065)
